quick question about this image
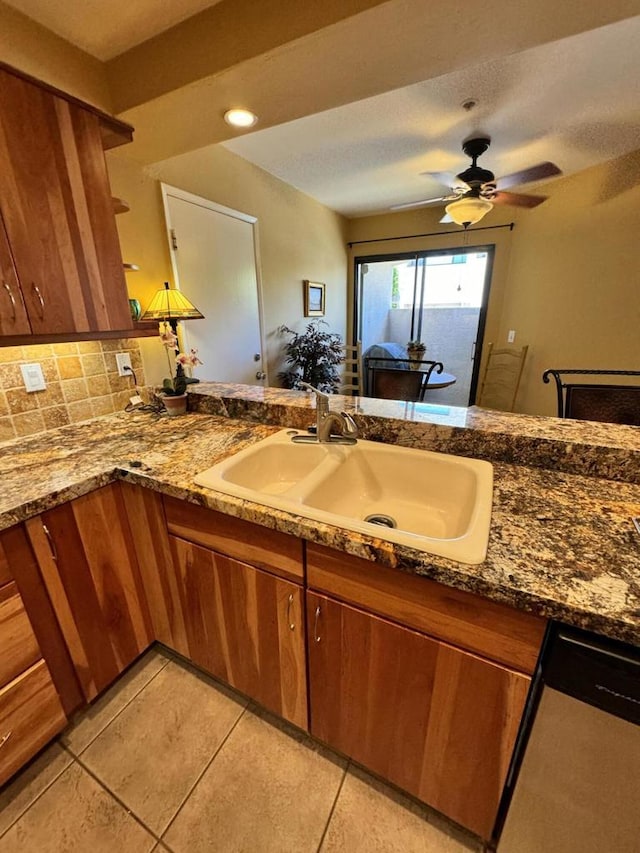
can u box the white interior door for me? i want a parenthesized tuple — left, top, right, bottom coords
(162, 184, 267, 385)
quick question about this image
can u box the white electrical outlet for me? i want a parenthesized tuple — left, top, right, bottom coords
(507, 330, 516, 343)
(20, 363, 46, 392)
(116, 352, 132, 377)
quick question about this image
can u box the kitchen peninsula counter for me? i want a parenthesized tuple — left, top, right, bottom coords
(1, 384, 639, 646)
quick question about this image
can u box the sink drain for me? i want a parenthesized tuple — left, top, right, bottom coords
(364, 513, 397, 529)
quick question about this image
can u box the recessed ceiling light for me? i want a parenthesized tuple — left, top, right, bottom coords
(224, 109, 258, 128)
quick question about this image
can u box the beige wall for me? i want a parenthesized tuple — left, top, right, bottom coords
(0, 0, 111, 110)
(107, 146, 348, 386)
(346, 150, 640, 416)
(495, 150, 640, 416)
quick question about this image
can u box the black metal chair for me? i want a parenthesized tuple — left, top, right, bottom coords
(366, 357, 443, 402)
(542, 369, 640, 425)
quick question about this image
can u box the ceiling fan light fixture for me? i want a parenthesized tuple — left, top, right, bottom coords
(445, 196, 493, 228)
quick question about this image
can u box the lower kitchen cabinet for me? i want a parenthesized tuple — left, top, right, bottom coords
(307, 591, 531, 839)
(0, 532, 68, 787)
(169, 535, 308, 730)
(25, 484, 153, 702)
(0, 660, 67, 786)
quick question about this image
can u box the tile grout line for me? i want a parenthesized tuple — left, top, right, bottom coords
(65, 653, 171, 759)
(315, 759, 350, 853)
(0, 753, 78, 841)
(72, 752, 164, 844)
(158, 702, 251, 846)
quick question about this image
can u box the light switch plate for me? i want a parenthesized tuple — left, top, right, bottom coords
(507, 330, 516, 343)
(21, 363, 46, 392)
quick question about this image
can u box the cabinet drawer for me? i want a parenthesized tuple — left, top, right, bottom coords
(163, 496, 304, 583)
(0, 582, 41, 689)
(307, 543, 545, 674)
(0, 659, 67, 786)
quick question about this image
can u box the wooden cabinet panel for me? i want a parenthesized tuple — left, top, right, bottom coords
(0, 660, 67, 787)
(0, 583, 41, 689)
(119, 482, 189, 655)
(307, 592, 530, 838)
(0, 68, 131, 335)
(307, 542, 545, 674)
(26, 485, 153, 701)
(170, 536, 307, 729)
(0, 211, 30, 335)
(0, 524, 84, 717)
(164, 495, 304, 582)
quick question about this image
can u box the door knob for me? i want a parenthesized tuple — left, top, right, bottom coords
(255, 371, 266, 380)
(253, 353, 262, 362)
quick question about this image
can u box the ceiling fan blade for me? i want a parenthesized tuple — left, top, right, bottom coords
(390, 195, 455, 211)
(497, 162, 562, 190)
(421, 171, 470, 191)
(492, 191, 548, 208)
(439, 213, 454, 224)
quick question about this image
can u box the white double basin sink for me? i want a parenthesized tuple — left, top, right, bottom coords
(195, 429, 493, 565)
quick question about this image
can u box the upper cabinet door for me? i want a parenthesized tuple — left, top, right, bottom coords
(0, 69, 132, 335)
(0, 210, 30, 335)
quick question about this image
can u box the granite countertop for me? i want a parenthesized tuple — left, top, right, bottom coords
(1, 386, 640, 647)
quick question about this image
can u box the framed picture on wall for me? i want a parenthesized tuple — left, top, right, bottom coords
(303, 280, 325, 316)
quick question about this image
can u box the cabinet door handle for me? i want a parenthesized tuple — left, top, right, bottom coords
(313, 605, 321, 643)
(3, 281, 16, 320)
(42, 523, 57, 562)
(0, 731, 12, 749)
(287, 593, 295, 631)
(32, 283, 45, 318)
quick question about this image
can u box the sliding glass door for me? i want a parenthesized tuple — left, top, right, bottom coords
(354, 246, 494, 406)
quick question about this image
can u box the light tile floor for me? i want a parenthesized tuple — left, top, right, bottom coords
(0, 648, 483, 852)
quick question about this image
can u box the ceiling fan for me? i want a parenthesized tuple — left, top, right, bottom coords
(391, 137, 562, 228)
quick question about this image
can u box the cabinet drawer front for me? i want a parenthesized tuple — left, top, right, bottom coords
(307, 592, 530, 839)
(0, 583, 41, 689)
(163, 496, 304, 582)
(307, 543, 545, 674)
(0, 659, 67, 786)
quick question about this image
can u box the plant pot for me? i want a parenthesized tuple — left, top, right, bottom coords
(407, 348, 425, 370)
(163, 394, 188, 416)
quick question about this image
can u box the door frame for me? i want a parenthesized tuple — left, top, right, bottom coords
(160, 182, 269, 384)
(352, 244, 495, 405)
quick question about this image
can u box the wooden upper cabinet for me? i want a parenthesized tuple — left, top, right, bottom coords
(0, 67, 132, 335)
(26, 485, 153, 701)
(0, 210, 30, 335)
(307, 592, 530, 839)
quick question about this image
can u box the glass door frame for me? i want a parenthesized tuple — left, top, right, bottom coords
(353, 244, 496, 405)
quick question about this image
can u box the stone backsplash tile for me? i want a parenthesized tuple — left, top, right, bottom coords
(0, 340, 145, 439)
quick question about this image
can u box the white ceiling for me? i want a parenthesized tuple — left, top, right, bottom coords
(3, 0, 223, 60)
(222, 17, 640, 217)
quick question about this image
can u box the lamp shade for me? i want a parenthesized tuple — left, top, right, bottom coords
(140, 282, 204, 321)
(445, 196, 493, 228)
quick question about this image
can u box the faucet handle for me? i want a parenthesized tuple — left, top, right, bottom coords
(300, 381, 328, 399)
(340, 412, 359, 437)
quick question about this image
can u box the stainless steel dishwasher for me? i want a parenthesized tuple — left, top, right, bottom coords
(497, 623, 640, 853)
